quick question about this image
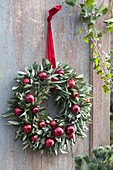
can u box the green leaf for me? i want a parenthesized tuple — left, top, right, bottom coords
(60, 149, 68, 154)
(33, 61, 38, 71)
(18, 71, 26, 75)
(66, 139, 71, 152)
(65, 0, 77, 6)
(76, 74, 83, 79)
(8, 121, 20, 125)
(86, 0, 94, 6)
(102, 84, 110, 94)
(24, 84, 32, 88)
(104, 17, 113, 23)
(22, 134, 27, 141)
(55, 96, 61, 102)
(12, 86, 19, 90)
(84, 37, 89, 43)
(22, 144, 29, 150)
(98, 3, 108, 16)
(37, 130, 43, 135)
(78, 28, 82, 35)
(51, 80, 67, 84)
(2, 112, 13, 118)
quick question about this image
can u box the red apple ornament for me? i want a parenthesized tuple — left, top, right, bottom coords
(57, 70, 64, 75)
(68, 79, 75, 88)
(51, 78, 57, 82)
(14, 107, 22, 116)
(39, 121, 46, 128)
(23, 124, 32, 133)
(45, 138, 54, 147)
(72, 91, 78, 98)
(25, 94, 34, 103)
(85, 98, 90, 103)
(31, 135, 37, 142)
(69, 133, 75, 139)
(50, 120, 57, 128)
(66, 126, 75, 134)
(71, 104, 80, 113)
(38, 71, 47, 80)
(33, 106, 39, 114)
(23, 78, 30, 84)
(53, 127, 64, 137)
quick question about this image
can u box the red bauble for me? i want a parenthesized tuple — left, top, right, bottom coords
(32, 107, 39, 114)
(51, 78, 57, 82)
(38, 71, 47, 80)
(39, 121, 46, 128)
(25, 94, 34, 103)
(23, 78, 30, 84)
(53, 127, 64, 137)
(72, 91, 78, 98)
(45, 138, 54, 147)
(69, 133, 75, 139)
(71, 104, 80, 113)
(68, 79, 75, 88)
(85, 98, 90, 103)
(66, 126, 75, 134)
(57, 70, 64, 75)
(23, 124, 32, 133)
(31, 135, 37, 142)
(50, 120, 57, 128)
(14, 107, 22, 116)
(50, 87, 56, 92)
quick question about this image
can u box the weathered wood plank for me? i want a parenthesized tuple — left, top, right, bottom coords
(89, 0, 110, 152)
(0, 0, 110, 170)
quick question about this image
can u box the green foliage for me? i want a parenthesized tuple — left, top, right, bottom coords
(65, 0, 77, 7)
(110, 62, 113, 144)
(75, 145, 113, 170)
(75, 156, 84, 170)
(3, 58, 92, 155)
(104, 18, 113, 33)
(66, 0, 113, 93)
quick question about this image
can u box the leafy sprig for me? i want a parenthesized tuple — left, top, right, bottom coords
(65, 0, 113, 93)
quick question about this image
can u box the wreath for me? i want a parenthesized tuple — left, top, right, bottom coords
(3, 58, 92, 155)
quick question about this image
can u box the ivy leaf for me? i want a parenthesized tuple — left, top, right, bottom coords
(102, 84, 110, 94)
(65, 0, 77, 6)
(78, 28, 82, 35)
(98, 3, 108, 16)
(106, 24, 113, 32)
(84, 37, 89, 43)
(104, 17, 113, 23)
(86, 0, 94, 6)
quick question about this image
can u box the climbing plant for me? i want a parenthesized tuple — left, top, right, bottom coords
(65, 0, 113, 93)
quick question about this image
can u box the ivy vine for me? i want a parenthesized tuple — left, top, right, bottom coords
(65, 0, 113, 93)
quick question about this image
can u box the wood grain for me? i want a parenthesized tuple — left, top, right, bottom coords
(89, 0, 110, 153)
(0, 0, 110, 170)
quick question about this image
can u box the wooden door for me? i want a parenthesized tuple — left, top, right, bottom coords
(0, 0, 110, 170)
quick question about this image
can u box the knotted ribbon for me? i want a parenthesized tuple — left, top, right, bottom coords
(46, 5, 62, 68)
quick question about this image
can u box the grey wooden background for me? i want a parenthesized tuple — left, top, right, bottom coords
(0, 0, 110, 170)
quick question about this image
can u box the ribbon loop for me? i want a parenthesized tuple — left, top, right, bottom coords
(46, 5, 62, 68)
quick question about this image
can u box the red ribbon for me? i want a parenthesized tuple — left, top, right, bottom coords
(46, 5, 62, 68)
